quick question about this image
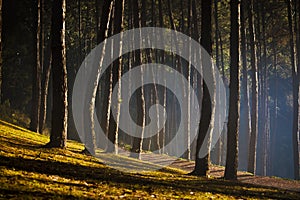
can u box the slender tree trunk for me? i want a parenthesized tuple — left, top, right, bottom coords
(78, 0, 82, 67)
(270, 37, 278, 175)
(98, 0, 114, 152)
(122, 0, 133, 147)
(190, 0, 214, 177)
(225, 0, 240, 180)
(254, 4, 262, 170)
(293, 1, 300, 180)
(30, 0, 42, 133)
(140, 0, 160, 153)
(102, 2, 115, 152)
(219, 21, 227, 166)
(247, 0, 259, 174)
(166, 0, 183, 156)
(158, 0, 166, 154)
(297, 0, 300, 181)
(187, 0, 192, 160)
(212, 0, 222, 165)
(0, 0, 2, 103)
(38, 0, 45, 133)
(46, 0, 67, 148)
(106, 0, 124, 154)
(239, 0, 251, 171)
(130, 0, 145, 159)
(97, 0, 112, 44)
(83, 0, 113, 154)
(191, 0, 202, 162)
(260, 1, 269, 176)
(39, 43, 51, 133)
(291, 0, 300, 180)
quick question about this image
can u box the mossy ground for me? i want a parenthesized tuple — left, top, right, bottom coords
(0, 120, 299, 199)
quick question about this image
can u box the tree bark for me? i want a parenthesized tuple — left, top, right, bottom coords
(224, 0, 240, 180)
(83, 0, 113, 154)
(0, 0, 2, 103)
(260, 1, 269, 176)
(297, 0, 300, 181)
(30, 0, 42, 133)
(158, 0, 166, 154)
(211, 0, 222, 165)
(46, 0, 67, 148)
(291, 0, 300, 180)
(39, 42, 51, 133)
(130, 0, 145, 159)
(106, 0, 124, 154)
(247, 0, 259, 174)
(270, 33, 278, 176)
(190, 0, 215, 177)
(238, 0, 251, 171)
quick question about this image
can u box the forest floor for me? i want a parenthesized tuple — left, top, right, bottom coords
(117, 150, 300, 192)
(0, 120, 300, 199)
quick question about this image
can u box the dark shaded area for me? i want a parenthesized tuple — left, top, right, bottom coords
(0, 151, 299, 199)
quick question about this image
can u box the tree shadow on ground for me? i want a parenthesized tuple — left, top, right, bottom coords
(0, 154, 299, 199)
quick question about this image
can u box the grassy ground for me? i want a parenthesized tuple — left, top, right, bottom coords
(0, 120, 299, 199)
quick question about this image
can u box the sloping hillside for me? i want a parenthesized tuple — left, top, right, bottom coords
(0, 120, 299, 199)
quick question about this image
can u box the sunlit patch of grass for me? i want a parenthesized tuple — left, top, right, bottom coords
(0, 120, 299, 199)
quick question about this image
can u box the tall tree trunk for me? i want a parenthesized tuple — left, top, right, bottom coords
(97, 0, 114, 152)
(83, 0, 113, 154)
(0, 0, 2, 103)
(270, 35, 278, 176)
(39, 42, 51, 133)
(130, 0, 145, 159)
(97, 0, 113, 45)
(219, 26, 227, 166)
(158, 0, 166, 154)
(224, 0, 240, 180)
(239, 0, 251, 171)
(46, 0, 67, 148)
(140, 0, 150, 151)
(260, 1, 269, 176)
(254, 3, 262, 170)
(122, 0, 133, 147)
(297, 0, 300, 181)
(186, 0, 192, 160)
(190, 0, 214, 177)
(292, 0, 300, 180)
(106, 0, 124, 154)
(247, 0, 259, 174)
(78, 0, 82, 68)
(38, 0, 45, 133)
(211, 0, 222, 165)
(30, 0, 42, 133)
(140, 0, 160, 153)
(191, 0, 202, 162)
(166, 0, 183, 157)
